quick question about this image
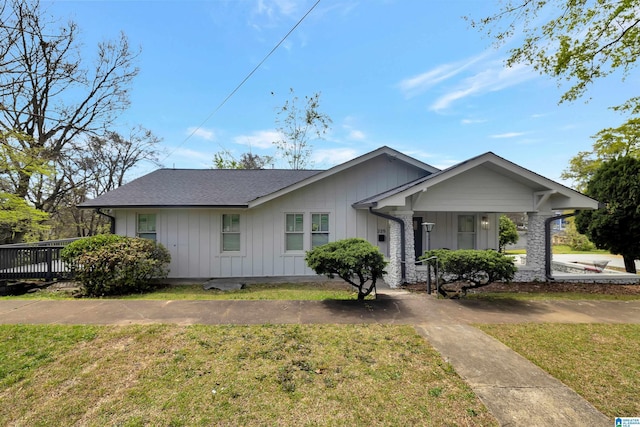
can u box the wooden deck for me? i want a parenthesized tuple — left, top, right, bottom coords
(0, 240, 77, 281)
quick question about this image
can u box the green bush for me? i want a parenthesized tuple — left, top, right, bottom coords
(61, 235, 170, 296)
(420, 249, 516, 297)
(499, 215, 519, 252)
(305, 238, 387, 300)
(61, 234, 126, 261)
(564, 221, 596, 251)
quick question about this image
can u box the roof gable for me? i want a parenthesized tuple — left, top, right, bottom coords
(354, 152, 599, 211)
(248, 146, 439, 207)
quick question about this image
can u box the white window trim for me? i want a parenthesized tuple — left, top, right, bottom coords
(221, 213, 242, 253)
(136, 213, 157, 241)
(285, 213, 305, 252)
(311, 212, 330, 249)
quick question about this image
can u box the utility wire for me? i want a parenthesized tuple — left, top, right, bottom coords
(160, 0, 322, 164)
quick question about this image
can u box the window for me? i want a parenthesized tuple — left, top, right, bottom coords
(222, 214, 240, 252)
(285, 213, 304, 251)
(311, 213, 329, 248)
(457, 215, 476, 249)
(137, 214, 157, 241)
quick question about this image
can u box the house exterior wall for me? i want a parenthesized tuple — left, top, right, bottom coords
(412, 211, 499, 253)
(114, 156, 428, 278)
(412, 166, 539, 212)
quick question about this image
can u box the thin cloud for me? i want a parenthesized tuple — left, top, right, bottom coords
(428, 60, 537, 112)
(251, 0, 300, 29)
(404, 149, 436, 161)
(233, 130, 280, 149)
(313, 147, 359, 166)
(187, 127, 216, 141)
(397, 53, 488, 98)
(171, 147, 215, 167)
(348, 129, 366, 140)
(341, 116, 366, 141)
(490, 132, 526, 139)
(461, 118, 487, 125)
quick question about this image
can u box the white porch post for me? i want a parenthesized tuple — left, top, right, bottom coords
(525, 211, 551, 281)
(386, 210, 416, 288)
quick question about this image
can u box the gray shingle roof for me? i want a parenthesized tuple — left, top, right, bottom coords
(79, 169, 323, 208)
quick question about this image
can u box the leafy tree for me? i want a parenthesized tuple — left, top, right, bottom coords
(421, 249, 516, 298)
(0, 192, 48, 243)
(471, 0, 640, 111)
(0, 0, 139, 239)
(273, 89, 331, 170)
(562, 117, 640, 191)
(212, 150, 273, 169)
(498, 214, 519, 252)
(0, 131, 50, 242)
(305, 238, 386, 301)
(575, 156, 640, 273)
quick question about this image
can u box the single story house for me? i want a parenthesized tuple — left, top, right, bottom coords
(80, 146, 599, 287)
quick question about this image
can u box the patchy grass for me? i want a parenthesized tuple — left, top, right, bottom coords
(1, 282, 370, 301)
(125, 282, 365, 301)
(477, 323, 640, 418)
(505, 246, 611, 255)
(0, 324, 496, 426)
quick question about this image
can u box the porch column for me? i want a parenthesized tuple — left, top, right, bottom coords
(526, 211, 551, 281)
(387, 219, 402, 288)
(386, 210, 416, 288)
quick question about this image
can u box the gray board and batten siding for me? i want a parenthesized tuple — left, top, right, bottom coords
(112, 154, 430, 278)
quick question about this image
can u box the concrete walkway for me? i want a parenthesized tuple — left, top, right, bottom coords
(2, 289, 638, 426)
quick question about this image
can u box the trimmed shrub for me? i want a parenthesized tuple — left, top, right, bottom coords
(61, 234, 126, 261)
(305, 238, 387, 300)
(61, 235, 170, 296)
(420, 249, 516, 297)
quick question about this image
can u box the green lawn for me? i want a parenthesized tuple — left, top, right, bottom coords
(506, 245, 611, 255)
(1, 282, 369, 301)
(0, 324, 496, 426)
(477, 323, 640, 418)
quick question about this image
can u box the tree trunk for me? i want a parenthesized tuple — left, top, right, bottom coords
(623, 255, 637, 274)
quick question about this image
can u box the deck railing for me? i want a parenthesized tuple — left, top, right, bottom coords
(0, 239, 79, 280)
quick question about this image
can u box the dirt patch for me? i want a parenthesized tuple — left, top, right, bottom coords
(402, 281, 640, 296)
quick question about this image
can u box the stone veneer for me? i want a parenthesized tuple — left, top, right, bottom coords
(519, 212, 549, 282)
(385, 211, 416, 288)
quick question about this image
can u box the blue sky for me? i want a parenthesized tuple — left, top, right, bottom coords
(45, 0, 634, 185)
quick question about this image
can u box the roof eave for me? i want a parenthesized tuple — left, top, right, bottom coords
(77, 204, 250, 209)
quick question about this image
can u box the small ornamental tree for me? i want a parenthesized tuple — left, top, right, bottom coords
(305, 238, 387, 301)
(498, 215, 519, 252)
(420, 249, 516, 297)
(61, 235, 170, 296)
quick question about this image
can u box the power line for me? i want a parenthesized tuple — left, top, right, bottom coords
(160, 0, 322, 164)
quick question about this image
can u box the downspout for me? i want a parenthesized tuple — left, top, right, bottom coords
(368, 207, 406, 283)
(96, 209, 116, 234)
(545, 211, 578, 280)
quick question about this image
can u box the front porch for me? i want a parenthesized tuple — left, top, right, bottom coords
(378, 210, 639, 288)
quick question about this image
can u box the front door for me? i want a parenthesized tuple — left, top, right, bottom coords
(413, 217, 423, 259)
